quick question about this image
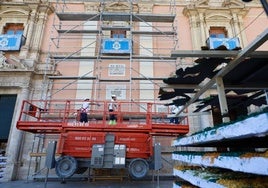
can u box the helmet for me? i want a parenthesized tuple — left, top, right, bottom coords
(111, 95, 116, 98)
(84, 98, 89, 101)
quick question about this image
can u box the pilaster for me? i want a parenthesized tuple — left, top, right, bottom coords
(2, 86, 31, 181)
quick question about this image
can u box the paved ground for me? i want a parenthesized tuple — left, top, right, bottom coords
(0, 179, 174, 188)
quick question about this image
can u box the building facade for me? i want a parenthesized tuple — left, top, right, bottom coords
(0, 0, 267, 181)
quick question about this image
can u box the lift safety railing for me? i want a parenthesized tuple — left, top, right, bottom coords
(17, 99, 189, 136)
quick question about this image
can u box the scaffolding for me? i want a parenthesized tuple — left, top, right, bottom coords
(24, 0, 181, 180)
(47, 0, 178, 101)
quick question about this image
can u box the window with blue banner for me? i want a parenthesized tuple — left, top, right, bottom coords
(111, 30, 126, 38)
(0, 23, 25, 51)
(207, 26, 240, 50)
(102, 29, 131, 54)
(102, 38, 132, 54)
(0, 34, 24, 51)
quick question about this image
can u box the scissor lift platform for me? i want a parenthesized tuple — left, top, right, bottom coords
(16, 99, 189, 179)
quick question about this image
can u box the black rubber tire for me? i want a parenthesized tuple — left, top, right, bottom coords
(55, 156, 78, 179)
(128, 158, 149, 180)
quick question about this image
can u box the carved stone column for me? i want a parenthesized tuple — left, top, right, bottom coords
(20, 10, 36, 59)
(190, 15, 202, 50)
(199, 12, 207, 46)
(30, 13, 43, 59)
(236, 13, 247, 48)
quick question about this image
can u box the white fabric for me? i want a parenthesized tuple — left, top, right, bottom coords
(108, 99, 117, 110)
(81, 102, 90, 112)
(171, 105, 180, 114)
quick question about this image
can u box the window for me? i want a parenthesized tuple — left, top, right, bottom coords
(111, 30, 126, 38)
(0, 23, 25, 50)
(209, 27, 227, 38)
(3, 23, 24, 35)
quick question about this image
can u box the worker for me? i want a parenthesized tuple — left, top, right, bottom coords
(108, 95, 117, 125)
(80, 98, 90, 123)
(80, 98, 100, 123)
(169, 104, 180, 124)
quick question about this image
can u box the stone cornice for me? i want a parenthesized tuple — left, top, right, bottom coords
(183, 1, 249, 18)
(0, 1, 54, 17)
(139, 3, 153, 13)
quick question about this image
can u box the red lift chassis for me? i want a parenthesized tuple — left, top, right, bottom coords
(17, 99, 189, 179)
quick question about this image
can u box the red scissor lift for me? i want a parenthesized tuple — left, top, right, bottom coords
(17, 99, 189, 179)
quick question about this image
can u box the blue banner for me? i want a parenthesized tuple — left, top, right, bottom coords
(207, 37, 240, 50)
(102, 38, 131, 54)
(0, 34, 23, 51)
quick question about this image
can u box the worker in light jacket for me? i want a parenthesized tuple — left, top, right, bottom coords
(108, 95, 117, 125)
(80, 98, 90, 123)
(80, 98, 100, 123)
(170, 105, 180, 124)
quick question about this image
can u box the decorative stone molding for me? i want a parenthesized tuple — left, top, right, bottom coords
(0, 73, 32, 88)
(183, 0, 249, 49)
(86, 1, 137, 13)
(105, 2, 139, 13)
(0, 1, 54, 65)
(0, 52, 28, 70)
(85, 2, 100, 13)
(0, 51, 10, 68)
(139, 3, 153, 13)
(84, 1, 150, 15)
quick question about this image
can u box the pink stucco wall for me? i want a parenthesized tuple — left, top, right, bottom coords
(243, 8, 268, 50)
(40, 2, 267, 101)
